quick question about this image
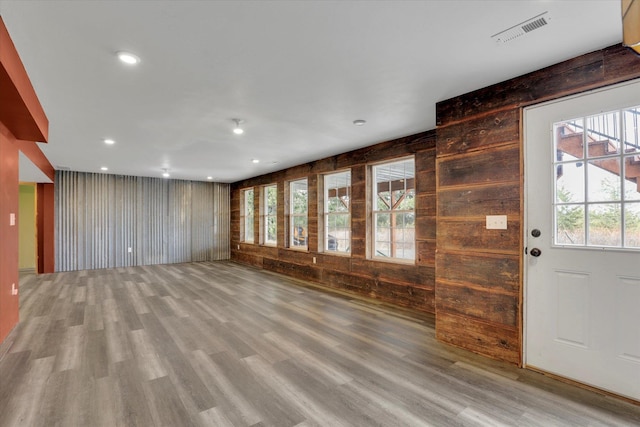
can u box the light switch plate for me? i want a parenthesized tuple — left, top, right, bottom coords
(486, 215, 508, 230)
(9, 213, 15, 226)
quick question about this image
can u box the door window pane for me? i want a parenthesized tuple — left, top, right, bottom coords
(625, 202, 640, 248)
(586, 111, 620, 157)
(588, 204, 622, 247)
(587, 159, 621, 202)
(553, 105, 640, 250)
(556, 204, 585, 245)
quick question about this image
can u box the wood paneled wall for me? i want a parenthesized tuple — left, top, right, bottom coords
(435, 44, 640, 365)
(231, 131, 436, 312)
(230, 44, 640, 367)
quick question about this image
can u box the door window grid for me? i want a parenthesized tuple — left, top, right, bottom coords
(371, 157, 415, 261)
(262, 184, 277, 246)
(553, 105, 640, 249)
(323, 171, 351, 253)
(288, 179, 308, 250)
(241, 188, 254, 243)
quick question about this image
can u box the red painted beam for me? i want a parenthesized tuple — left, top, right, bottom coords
(0, 16, 48, 143)
(19, 140, 55, 181)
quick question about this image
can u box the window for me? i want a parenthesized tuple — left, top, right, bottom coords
(371, 157, 415, 261)
(554, 105, 640, 249)
(288, 179, 308, 249)
(323, 171, 350, 253)
(241, 188, 254, 243)
(261, 184, 277, 246)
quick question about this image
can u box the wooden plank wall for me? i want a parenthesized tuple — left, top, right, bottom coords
(231, 131, 437, 313)
(435, 44, 640, 365)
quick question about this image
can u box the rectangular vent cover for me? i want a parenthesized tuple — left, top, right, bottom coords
(492, 12, 549, 44)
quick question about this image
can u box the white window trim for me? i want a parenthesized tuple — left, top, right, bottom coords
(241, 188, 254, 243)
(370, 156, 416, 263)
(288, 178, 308, 251)
(262, 184, 277, 246)
(323, 170, 351, 255)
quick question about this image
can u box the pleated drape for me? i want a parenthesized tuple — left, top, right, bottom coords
(55, 171, 230, 271)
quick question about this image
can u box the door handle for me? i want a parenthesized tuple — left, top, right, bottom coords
(530, 248, 542, 257)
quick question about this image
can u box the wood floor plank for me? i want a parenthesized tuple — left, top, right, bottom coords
(139, 313, 217, 412)
(111, 359, 157, 427)
(210, 351, 305, 426)
(1, 261, 639, 427)
(189, 349, 264, 426)
(144, 375, 199, 427)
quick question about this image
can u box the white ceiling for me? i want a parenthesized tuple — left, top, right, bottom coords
(0, 0, 623, 183)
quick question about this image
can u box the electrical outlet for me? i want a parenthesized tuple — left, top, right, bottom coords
(128, 247, 132, 253)
(9, 213, 15, 226)
(11, 283, 18, 296)
(486, 215, 508, 230)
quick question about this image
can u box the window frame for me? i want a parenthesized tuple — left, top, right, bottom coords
(552, 105, 640, 251)
(322, 170, 351, 255)
(240, 187, 254, 243)
(369, 156, 416, 263)
(261, 184, 278, 246)
(287, 178, 308, 251)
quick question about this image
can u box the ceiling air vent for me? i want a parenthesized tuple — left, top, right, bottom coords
(492, 12, 550, 44)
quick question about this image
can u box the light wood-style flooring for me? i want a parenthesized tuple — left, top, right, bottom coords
(1, 261, 639, 426)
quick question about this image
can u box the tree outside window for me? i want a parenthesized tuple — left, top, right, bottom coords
(241, 188, 254, 243)
(324, 171, 350, 253)
(262, 184, 277, 246)
(289, 179, 308, 249)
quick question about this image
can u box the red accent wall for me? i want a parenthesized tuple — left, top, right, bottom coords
(0, 17, 52, 344)
(0, 123, 20, 343)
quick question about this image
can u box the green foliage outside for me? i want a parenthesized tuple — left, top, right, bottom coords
(265, 185, 277, 243)
(556, 178, 640, 246)
(376, 189, 415, 228)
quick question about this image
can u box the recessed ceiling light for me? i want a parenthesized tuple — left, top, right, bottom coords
(104, 138, 115, 145)
(252, 159, 260, 164)
(232, 119, 244, 135)
(207, 176, 213, 180)
(100, 167, 108, 171)
(353, 119, 366, 126)
(117, 51, 140, 65)
(162, 168, 170, 178)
